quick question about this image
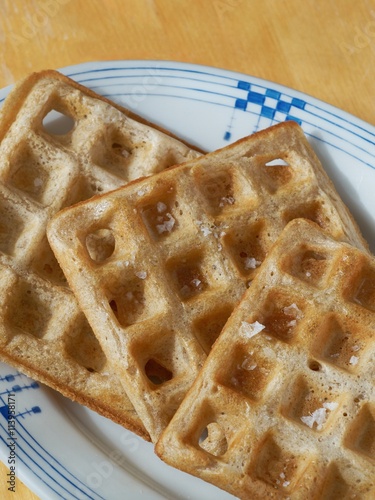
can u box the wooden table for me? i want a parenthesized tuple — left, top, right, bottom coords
(0, 1, 374, 498)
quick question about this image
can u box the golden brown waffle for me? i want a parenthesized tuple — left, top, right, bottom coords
(0, 70, 200, 439)
(156, 219, 375, 499)
(47, 121, 369, 442)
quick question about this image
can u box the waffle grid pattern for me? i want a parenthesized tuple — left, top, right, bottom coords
(0, 71, 199, 437)
(48, 122, 369, 441)
(156, 220, 374, 499)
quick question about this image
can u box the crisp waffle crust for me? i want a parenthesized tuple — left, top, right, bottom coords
(47, 121, 369, 442)
(0, 70, 200, 439)
(156, 219, 374, 499)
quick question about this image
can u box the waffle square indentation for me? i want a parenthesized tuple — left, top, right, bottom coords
(258, 156, 294, 194)
(31, 237, 68, 285)
(0, 196, 25, 256)
(216, 343, 275, 401)
(283, 200, 332, 231)
(193, 304, 234, 354)
(256, 291, 305, 343)
(344, 404, 375, 461)
(131, 328, 191, 391)
(221, 221, 267, 278)
(189, 397, 250, 460)
(89, 125, 135, 180)
(318, 463, 351, 498)
(193, 164, 257, 216)
(7, 139, 75, 207)
(166, 249, 211, 301)
(281, 376, 340, 432)
(38, 95, 76, 145)
(251, 433, 311, 491)
(64, 313, 107, 373)
(311, 314, 364, 372)
(85, 228, 116, 263)
(5, 278, 53, 339)
(41, 108, 75, 136)
(105, 267, 165, 327)
(101, 260, 166, 327)
(8, 142, 50, 204)
(139, 191, 180, 241)
(351, 263, 375, 313)
(282, 246, 331, 288)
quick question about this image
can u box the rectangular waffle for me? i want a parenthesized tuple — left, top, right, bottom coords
(47, 121, 369, 442)
(155, 218, 375, 499)
(0, 70, 201, 439)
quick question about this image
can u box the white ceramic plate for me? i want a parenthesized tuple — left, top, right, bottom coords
(0, 61, 374, 500)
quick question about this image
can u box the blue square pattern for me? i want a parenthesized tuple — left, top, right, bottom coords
(260, 106, 275, 120)
(235, 80, 305, 125)
(235, 98, 248, 110)
(265, 88, 281, 100)
(247, 91, 265, 106)
(276, 100, 291, 113)
(237, 80, 251, 91)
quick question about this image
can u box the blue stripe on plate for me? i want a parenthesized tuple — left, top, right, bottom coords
(64, 64, 375, 141)
(0, 372, 104, 500)
(95, 89, 374, 169)
(1, 66, 373, 169)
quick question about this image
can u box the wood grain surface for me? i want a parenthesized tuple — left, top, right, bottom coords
(0, 0, 374, 499)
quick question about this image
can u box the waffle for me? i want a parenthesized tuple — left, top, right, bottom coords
(156, 219, 375, 499)
(47, 121, 369, 442)
(0, 70, 201, 439)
